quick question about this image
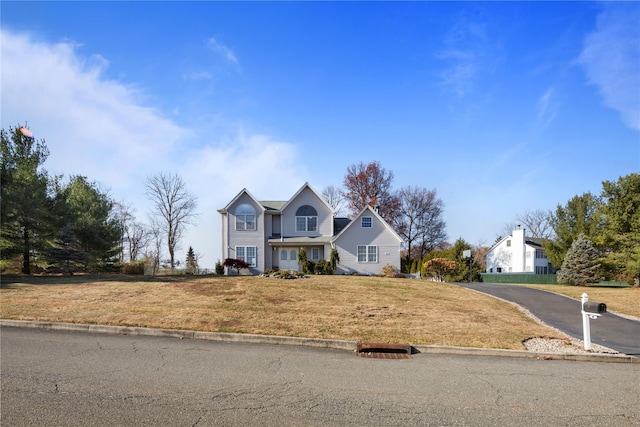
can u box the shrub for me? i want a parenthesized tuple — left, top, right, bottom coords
(315, 259, 332, 275)
(223, 258, 250, 275)
(381, 264, 396, 278)
(304, 260, 315, 274)
(215, 260, 224, 275)
(122, 261, 145, 275)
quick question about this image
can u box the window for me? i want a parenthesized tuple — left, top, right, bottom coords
(361, 217, 372, 228)
(535, 250, 546, 259)
(290, 249, 297, 260)
(236, 246, 257, 267)
(295, 205, 318, 232)
(235, 204, 256, 231)
(536, 266, 548, 274)
(357, 245, 378, 263)
(506, 239, 511, 247)
(280, 250, 287, 261)
(311, 248, 319, 260)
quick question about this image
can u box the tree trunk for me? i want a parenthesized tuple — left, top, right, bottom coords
(21, 228, 30, 274)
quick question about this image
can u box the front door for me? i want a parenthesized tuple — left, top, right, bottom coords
(278, 248, 299, 271)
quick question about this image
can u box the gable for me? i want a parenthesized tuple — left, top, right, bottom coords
(333, 205, 402, 244)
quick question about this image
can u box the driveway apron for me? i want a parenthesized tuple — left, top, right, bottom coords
(452, 282, 640, 356)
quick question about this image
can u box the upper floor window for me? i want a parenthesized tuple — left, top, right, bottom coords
(235, 204, 256, 231)
(506, 239, 511, 247)
(361, 217, 372, 228)
(295, 205, 317, 232)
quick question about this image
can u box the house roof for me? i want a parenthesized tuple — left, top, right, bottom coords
(260, 200, 286, 211)
(218, 188, 265, 214)
(279, 182, 336, 215)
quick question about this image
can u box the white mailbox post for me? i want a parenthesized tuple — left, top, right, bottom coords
(581, 292, 607, 351)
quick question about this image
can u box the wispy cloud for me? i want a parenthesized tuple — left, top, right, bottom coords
(536, 87, 558, 130)
(436, 11, 498, 99)
(207, 37, 239, 66)
(578, 4, 640, 131)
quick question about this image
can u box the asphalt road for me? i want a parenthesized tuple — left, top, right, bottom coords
(2, 327, 639, 426)
(453, 282, 640, 356)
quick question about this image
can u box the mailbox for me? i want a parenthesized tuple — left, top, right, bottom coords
(582, 301, 607, 314)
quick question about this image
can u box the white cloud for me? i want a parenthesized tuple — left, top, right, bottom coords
(0, 29, 305, 267)
(578, 4, 640, 131)
(207, 37, 239, 65)
(0, 30, 190, 189)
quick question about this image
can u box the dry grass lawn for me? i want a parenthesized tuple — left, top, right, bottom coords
(1, 274, 573, 350)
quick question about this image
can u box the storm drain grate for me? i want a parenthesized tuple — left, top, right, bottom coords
(357, 343, 412, 359)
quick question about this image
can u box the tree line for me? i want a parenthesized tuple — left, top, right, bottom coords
(327, 162, 638, 286)
(1, 125, 198, 275)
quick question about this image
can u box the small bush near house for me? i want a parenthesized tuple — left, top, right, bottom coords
(381, 264, 397, 278)
(314, 259, 332, 275)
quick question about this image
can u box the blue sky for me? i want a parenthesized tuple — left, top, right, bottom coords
(2, 1, 639, 268)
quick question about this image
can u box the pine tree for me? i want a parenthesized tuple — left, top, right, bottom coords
(185, 246, 197, 274)
(557, 234, 600, 286)
(47, 224, 88, 275)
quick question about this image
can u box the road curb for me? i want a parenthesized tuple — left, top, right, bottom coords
(2, 319, 637, 363)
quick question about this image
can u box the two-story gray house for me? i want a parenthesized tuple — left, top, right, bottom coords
(218, 182, 402, 275)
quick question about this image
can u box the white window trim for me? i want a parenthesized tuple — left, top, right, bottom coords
(357, 245, 378, 263)
(295, 216, 318, 232)
(235, 245, 257, 267)
(235, 204, 256, 231)
(361, 216, 372, 228)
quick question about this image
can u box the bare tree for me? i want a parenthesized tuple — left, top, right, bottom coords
(321, 185, 346, 216)
(145, 217, 164, 275)
(145, 173, 198, 270)
(499, 209, 553, 241)
(395, 186, 447, 263)
(342, 161, 398, 223)
(516, 209, 553, 239)
(113, 201, 151, 262)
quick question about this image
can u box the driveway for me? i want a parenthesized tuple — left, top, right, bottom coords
(452, 282, 640, 356)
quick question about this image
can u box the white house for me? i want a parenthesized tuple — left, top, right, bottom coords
(218, 182, 402, 275)
(485, 226, 553, 274)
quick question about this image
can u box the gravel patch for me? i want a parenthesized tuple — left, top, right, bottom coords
(524, 337, 619, 354)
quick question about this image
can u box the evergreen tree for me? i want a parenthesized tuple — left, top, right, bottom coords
(557, 234, 600, 286)
(544, 193, 601, 268)
(54, 176, 122, 271)
(185, 246, 198, 274)
(46, 224, 88, 275)
(0, 125, 54, 273)
(328, 248, 340, 273)
(598, 173, 640, 286)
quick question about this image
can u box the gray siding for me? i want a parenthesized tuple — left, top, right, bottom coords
(334, 210, 401, 275)
(281, 187, 332, 238)
(226, 194, 264, 273)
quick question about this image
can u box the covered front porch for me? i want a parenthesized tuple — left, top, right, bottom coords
(268, 236, 332, 271)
